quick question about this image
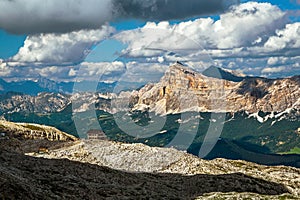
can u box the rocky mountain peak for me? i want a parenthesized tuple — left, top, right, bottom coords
(168, 62, 197, 74)
(131, 63, 300, 115)
(132, 63, 228, 114)
(161, 62, 209, 88)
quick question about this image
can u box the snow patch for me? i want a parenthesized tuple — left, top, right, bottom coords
(248, 112, 265, 123)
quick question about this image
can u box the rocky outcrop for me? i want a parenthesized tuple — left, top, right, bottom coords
(0, 120, 77, 142)
(0, 120, 77, 153)
(130, 63, 300, 115)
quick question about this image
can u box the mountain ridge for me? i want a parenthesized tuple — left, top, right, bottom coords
(0, 63, 299, 122)
(130, 62, 300, 115)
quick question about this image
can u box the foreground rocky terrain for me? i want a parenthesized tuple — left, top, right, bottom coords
(0, 118, 299, 199)
(29, 140, 300, 199)
(1, 149, 294, 200)
(0, 120, 297, 199)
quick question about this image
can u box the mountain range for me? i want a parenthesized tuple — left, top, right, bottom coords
(0, 77, 121, 96)
(0, 77, 73, 95)
(0, 63, 299, 118)
(0, 63, 299, 167)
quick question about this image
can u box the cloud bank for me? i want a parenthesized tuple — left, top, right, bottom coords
(0, 0, 113, 34)
(112, 2, 300, 78)
(116, 2, 287, 56)
(0, 0, 239, 34)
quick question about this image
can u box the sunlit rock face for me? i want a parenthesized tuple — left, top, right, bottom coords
(131, 63, 300, 115)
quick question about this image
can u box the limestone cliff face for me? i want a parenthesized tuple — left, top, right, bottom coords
(131, 63, 300, 115)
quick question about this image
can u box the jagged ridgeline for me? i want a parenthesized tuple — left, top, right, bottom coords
(1, 63, 299, 167)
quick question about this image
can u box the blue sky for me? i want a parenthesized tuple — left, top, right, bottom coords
(0, 0, 300, 81)
(0, 30, 26, 59)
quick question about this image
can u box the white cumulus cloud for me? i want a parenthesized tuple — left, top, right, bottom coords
(115, 2, 287, 58)
(264, 23, 300, 51)
(11, 25, 115, 64)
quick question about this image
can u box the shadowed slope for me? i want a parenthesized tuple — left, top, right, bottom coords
(0, 150, 289, 199)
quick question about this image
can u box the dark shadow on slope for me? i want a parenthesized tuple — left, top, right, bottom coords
(236, 78, 272, 99)
(0, 150, 290, 200)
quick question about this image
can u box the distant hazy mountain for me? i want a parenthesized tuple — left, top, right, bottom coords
(0, 78, 121, 95)
(0, 92, 71, 114)
(0, 77, 73, 95)
(0, 92, 113, 115)
(202, 65, 246, 82)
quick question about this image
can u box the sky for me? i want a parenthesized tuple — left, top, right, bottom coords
(0, 0, 300, 83)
